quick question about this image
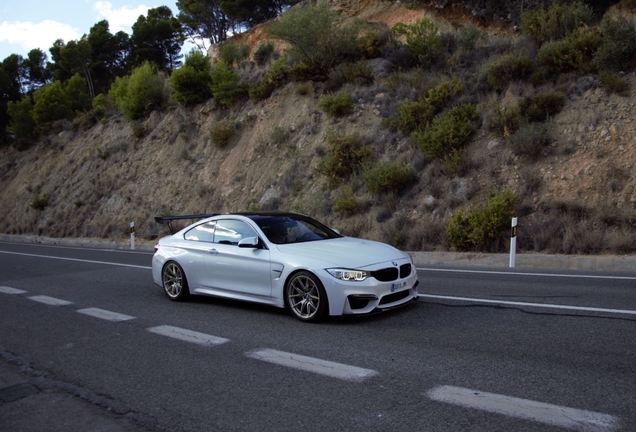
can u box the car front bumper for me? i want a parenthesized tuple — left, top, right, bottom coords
(321, 263, 419, 316)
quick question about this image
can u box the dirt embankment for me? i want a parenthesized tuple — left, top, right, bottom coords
(0, 0, 635, 253)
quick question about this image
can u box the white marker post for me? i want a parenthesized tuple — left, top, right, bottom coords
(130, 222, 135, 250)
(509, 217, 517, 268)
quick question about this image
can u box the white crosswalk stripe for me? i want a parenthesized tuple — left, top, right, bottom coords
(245, 348, 378, 382)
(147, 325, 229, 346)
(76, 308, 136, 322)
(28, 295, 73, 306)
(426, 385, 620, 432)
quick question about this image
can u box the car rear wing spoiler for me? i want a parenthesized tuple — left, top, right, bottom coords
(154, 214, 219, 235)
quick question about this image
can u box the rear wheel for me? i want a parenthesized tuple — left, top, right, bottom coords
(285, 271, 328, 322)
(162, 261, 189, 301)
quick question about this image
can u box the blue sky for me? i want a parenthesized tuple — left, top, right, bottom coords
(0, 0, 183, 61)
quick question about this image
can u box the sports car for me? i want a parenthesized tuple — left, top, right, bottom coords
(152, 212, 419, 322)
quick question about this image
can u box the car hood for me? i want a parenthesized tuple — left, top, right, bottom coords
(274, 237, 407, 268)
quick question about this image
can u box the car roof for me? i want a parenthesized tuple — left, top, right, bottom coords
(230, 211, 307, 219)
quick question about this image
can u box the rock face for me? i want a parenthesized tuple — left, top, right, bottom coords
(0, 1, 635, 253)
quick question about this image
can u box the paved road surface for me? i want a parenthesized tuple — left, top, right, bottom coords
(1, 241, 635, 431)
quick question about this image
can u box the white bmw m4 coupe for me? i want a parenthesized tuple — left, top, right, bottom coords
(152, 212, 419, 322)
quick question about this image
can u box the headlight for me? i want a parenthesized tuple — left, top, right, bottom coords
(326, 269, 369, 281)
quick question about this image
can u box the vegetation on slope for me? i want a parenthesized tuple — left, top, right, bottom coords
(2, 0, 636, 254)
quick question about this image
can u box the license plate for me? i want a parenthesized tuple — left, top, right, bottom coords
(391, 281, 407, 292)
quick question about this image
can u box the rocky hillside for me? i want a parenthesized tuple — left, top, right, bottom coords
(1, 0, 635, 254)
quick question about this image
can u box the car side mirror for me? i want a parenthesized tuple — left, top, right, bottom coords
(332, 228, 341, 235)
(238, 236, 261, 249)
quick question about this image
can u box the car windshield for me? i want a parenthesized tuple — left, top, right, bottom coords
(246, 214, 341, 245)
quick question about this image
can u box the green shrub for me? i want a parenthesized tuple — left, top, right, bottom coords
(263, 63, 309, 96)
(488, 104, 521, 137)
(65, 74, 91, 113)
(267, 2, 361, 76)
(412, 103, 478, 162)
(171, 49, 213, 105)
(210, 60, 246, 106)
(447, 190, 517, 252)
(521, 1, 594, 43)
(341, 61, 374, 86)
(32, 81, 73, 128)
(269, 125, 290, 147)
(30, 192, 50, 210)
(295, 82, 311, 96)
(459, 23, 481, 51)
(249, 58, 290, 101)
(357, 29, 386, 58)
(131, 121, 147, 139)
(318, 132, 370, 187)
(318, 91, 354, 118)
(519, 91, 565, 122)
(536, 27, 600, 74)
(92, 93, 110, 117)
(508, 122, 550, 160)
(219, 42, 250, 67)
(484, 54, 533, 91)
(395, 78, 462, 133)
(253, 42, 276, 66)
(211, 120, 236, 147)
(363, 162, 416, 194)
(109, 62, 167, 120)
(426, 78, 462, 110)
(593, 15, 636, 72)
(597, 71, 630, 96)
(333, 186, 359, 215)
(391, 18, 442, 64)
(396, 98, 436, 134)
(7, 97, 37, 144)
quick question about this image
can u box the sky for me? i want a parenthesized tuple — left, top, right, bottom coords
(0, 0, 183, 61)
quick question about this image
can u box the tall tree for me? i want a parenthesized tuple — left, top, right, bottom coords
(219, 0, 299, 29)
(47, 39, 74, 83)
(1, 54, 26, 95)
(86, 20, 131, 94)
(23, 49, 52, 92)
(0, 55, 26, 144)
(58, 39, 95, 98)
(176, 0, 230, 49)
(130, 6, 184, 72)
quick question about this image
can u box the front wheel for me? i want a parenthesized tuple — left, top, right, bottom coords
(162, 261, 189, 301)
(285, 271, 328, 323)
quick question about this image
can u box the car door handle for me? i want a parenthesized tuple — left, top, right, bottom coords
(208, 249, 218, 255)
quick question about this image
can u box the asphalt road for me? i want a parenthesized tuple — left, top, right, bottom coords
(1, 241, 635, 432)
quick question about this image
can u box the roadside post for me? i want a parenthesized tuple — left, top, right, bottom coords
(509, 217, 517, 268)
(130, 222, 135, 250)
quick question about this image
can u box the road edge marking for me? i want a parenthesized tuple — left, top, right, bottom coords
(420, 294, 636, 316)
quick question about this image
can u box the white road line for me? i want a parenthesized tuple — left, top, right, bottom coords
(417, 267, 636, 281)
(420, 294, 636, 316)
(245, 348, 378, 382)
(147, 325, 229, 346)
(77, 308, 136, 322)
(27, 295, 73, 306)
(0, 250, 151, 269)
(426, 385, 620, 432)
(0, 286, 27, 294)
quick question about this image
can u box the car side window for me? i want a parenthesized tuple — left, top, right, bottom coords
(214, 220, 257, 246)
(184, 221, 216, 243)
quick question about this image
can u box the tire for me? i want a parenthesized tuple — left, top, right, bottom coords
(285, 271, 328, 322)
(162, 261, 189, 301)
